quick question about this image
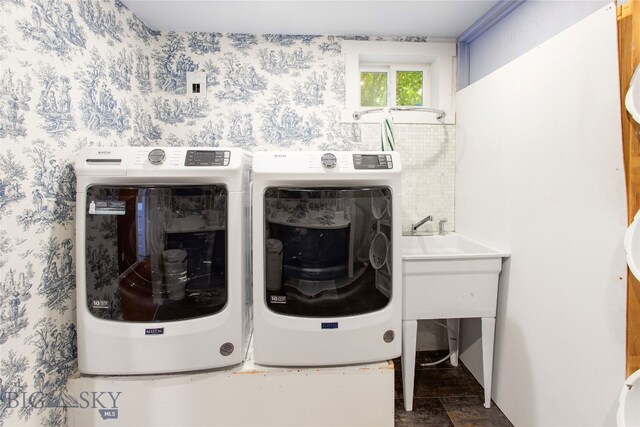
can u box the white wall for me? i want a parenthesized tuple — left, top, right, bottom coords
(469, 0, 609, 84)
(456, 3, 626, 425)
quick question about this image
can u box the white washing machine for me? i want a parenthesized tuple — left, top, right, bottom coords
(75, 147, 252, 375)
(252, 151, 402, 366)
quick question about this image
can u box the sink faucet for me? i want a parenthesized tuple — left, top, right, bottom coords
(438, 218, 448, 235)
(411, 215, 433, 234)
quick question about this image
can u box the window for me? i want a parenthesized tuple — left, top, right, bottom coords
(343, 40, 456, 124)
(360, 68, 388, 107)
(360, 65, 428, 108)
(396, 70, 424, 106)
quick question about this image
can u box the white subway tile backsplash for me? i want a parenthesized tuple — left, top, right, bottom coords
(358, 123, 455, 233)
(397, 124, 455, 233)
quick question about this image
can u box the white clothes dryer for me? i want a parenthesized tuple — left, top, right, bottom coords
(252, 151, 402, 366)
(75, 147, 252, 375)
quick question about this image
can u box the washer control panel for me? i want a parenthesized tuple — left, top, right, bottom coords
(185, 150, 230, 166)
(353, 153, 393, 169)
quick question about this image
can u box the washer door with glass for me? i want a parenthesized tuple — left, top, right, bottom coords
(85, 185, 227, 322)
(263, 187, 392, 317)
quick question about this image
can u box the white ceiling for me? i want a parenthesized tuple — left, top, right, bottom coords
(121, 1, 499, 38)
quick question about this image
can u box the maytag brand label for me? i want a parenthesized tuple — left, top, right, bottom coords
(270, 295, 287, 304)
(89, 200, 126, 215)
(92, 300, 110, 309)
(145, 328, 164, 336)
(321, 322, 339, 329)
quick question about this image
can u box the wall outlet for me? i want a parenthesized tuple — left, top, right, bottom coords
(186, 71, 207, 99)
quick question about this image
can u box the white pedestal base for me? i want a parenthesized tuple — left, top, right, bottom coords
(67, 341, 394, 427)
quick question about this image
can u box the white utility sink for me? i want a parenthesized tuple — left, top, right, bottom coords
(400, 232, 509, 412)
(401, 232, 508, 325)
(402, 232, 509, 260)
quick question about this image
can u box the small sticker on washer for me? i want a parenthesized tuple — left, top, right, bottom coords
(145, 328, 164, 336)
(92, 300, 111, 309)
(90, 200, 126, 215)
(321, 322, 338, 329)
(270, 295, 287, 304)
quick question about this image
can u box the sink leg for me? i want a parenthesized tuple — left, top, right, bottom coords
(446, 318, 459, 366)
(481, 317, 496, 408)
(402, 320, 417, 411)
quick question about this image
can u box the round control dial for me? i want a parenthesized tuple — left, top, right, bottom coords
(148, 149, 166, 165)
(321, 153, 337, 169)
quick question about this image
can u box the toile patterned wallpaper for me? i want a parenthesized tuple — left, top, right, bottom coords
(0, 0, 455, 425)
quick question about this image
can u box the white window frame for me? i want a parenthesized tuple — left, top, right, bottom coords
(343, 40, 456, 124)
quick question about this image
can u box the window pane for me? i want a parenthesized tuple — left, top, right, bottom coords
(360, 72, 387, 107)
(396, 71, 423, 106)
(264, 187, 392, 317)
(85, 185, 228, 323)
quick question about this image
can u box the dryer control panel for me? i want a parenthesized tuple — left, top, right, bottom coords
(353, 153, 393, 169)
(185, 150, 231, 166)
(251, 151, 400, 174)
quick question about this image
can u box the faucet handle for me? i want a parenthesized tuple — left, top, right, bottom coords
(438, 218, 448, 235)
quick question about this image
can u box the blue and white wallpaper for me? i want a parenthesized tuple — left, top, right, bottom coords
(0, 0, 454, 425)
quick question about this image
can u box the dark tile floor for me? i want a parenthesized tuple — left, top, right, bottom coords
(393, 350, 513, 427)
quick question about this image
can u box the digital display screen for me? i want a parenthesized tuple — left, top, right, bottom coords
(195, 151, 218, 161)
(186, 150, 228, 166)
(361, 155, 380, 166)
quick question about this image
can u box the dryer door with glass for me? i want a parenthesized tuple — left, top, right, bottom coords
(263, 186, 393, 317)
(84, 185, 227, 322)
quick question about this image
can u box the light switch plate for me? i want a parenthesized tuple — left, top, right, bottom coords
(186, 71, 207, 99)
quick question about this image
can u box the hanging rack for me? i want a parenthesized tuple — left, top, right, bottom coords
(352, 106, 447, 123)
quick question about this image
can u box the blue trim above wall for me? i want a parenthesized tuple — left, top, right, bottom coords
(457, 0, 526, 90)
